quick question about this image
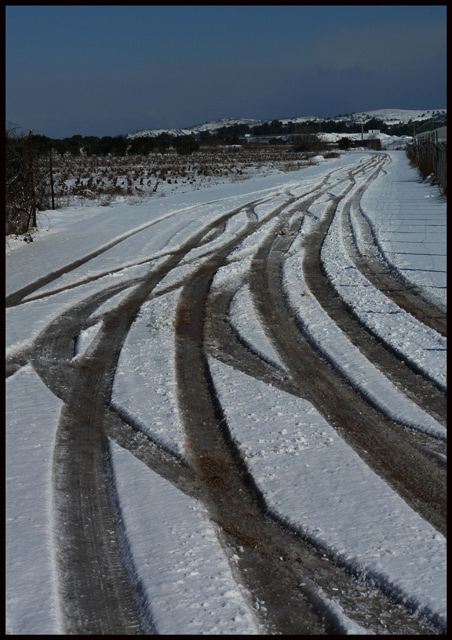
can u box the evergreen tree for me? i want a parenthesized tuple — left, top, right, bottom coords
(173, 134, 199, 155)
(129, 136, 157, 155)
(111, 136, 128, 156)
(338, 137, 353, 150)
(82, 136, 101, 155)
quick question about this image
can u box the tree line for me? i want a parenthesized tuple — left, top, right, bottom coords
(15, 115, 446, 159)
(23, 132, 200, 157)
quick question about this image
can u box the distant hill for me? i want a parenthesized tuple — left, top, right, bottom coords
(127, 109, 446, 139)
(327, 108, 446, 125)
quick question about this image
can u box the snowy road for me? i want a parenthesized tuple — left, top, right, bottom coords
(6, 151, 446, 634)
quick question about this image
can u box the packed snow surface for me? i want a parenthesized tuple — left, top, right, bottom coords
(6, 150, 446, 634)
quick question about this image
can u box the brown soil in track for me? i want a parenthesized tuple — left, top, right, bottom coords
(344, 183, 447, 338)
(248, 160, 446, 538)
(173, 178, 443, 633)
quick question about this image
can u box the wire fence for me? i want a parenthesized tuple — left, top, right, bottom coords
(406, 140, 447, 196)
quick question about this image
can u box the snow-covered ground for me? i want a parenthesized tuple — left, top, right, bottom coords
(318, 131, 414, 149)
(6, 150, 446, 634)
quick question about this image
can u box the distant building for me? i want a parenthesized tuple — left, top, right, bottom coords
(368, 130, 380, 135)
(415, 126, 447, 142)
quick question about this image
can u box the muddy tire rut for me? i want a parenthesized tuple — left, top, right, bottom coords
(248, 158, 446, 538)
(174, 206, 439, 634)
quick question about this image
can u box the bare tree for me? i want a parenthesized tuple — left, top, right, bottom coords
(5, 123, 32, 234)
(5, 122, 51, 235)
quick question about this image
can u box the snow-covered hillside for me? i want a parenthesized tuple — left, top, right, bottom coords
(127, 109, 446, 139)
(330, 108, 446, 124)
(127, 118, 265, 139)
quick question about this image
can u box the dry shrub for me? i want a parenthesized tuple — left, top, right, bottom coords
(26, 145, 340, 211)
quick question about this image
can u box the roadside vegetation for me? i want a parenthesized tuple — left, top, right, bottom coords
(5, 129, 337, 236)
(10, 145, 328, 211)
(5, 113, 445, 236)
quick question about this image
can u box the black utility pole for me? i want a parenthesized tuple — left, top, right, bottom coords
(28, 129, 37, 229)
(49, 141, 55, 210)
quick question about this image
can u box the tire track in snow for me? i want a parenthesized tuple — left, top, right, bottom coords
(317, 170, 447, 398)
(344, 182, 447, 337)
(174, 179, 440, 634)
(11, 160, 444, 634)
(5, 199, 229, 308)
(26, 197, 277, 633)
(249, 157, 446, 538)
(309, 159, 447, 421)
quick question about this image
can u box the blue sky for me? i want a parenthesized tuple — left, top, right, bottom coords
(5, 5, 447, 138)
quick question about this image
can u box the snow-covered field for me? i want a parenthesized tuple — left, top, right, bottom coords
(6, 150, 446, 634)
